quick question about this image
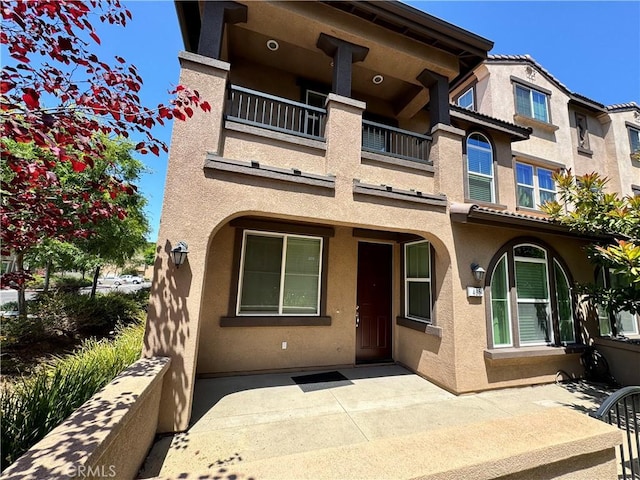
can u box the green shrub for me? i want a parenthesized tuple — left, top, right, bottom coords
(52, 276, 92, 293)
(0, 322, 144, 471)
(25, 274, 44, 290)
(30, 290, 147, 338)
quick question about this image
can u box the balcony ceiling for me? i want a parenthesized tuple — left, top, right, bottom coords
(226, 25, 412, 104)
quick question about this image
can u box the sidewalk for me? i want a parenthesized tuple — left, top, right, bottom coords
(138, 365, 613, 479)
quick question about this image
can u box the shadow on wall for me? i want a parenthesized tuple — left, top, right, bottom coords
(2, 358, 168, 480)
(144, 240, 193, 431)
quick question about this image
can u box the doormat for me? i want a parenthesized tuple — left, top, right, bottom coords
(291, 371, 353, 392)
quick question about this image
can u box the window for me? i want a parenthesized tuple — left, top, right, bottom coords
(467, 133, 495, 203)
(404, 241, 432, 323)
(238, 231, 322, 316)
(457, 87, 474, 110)
(575, 112, 590, 151)
(629, 126, 640, 156)
(515, 84, 549, 122)
(596, 269, 639, 337)
(488, 241, 575, 348)
(305, 90, 327, 137)
(516, 163, 556, 209)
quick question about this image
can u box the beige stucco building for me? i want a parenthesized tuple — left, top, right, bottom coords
(143, 0, 640, 432)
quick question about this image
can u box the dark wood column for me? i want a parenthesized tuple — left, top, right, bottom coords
(198, 1, 247, 59)
(417, 69, 451, 128)
(317, 33, 369, 97)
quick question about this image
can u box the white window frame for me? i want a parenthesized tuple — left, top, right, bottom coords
(404, 240, 432, 324)
(236, 230, 323, 316)
(515, 84, 549, 123)
(516, 162, 556, 209)
(489, 253, 513, 347)
(554, 259, 575, 344)
(457, 87, 474, 110)
(596, 268, 639, 336)
(467, 133, 495, 203)
(514, 245, 553, 346)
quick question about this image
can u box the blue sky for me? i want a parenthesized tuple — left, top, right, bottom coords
(96, 1, 640, 241)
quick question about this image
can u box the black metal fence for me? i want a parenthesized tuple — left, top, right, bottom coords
(362, 119, 431, 163)
(226, 85, 326, 140)
(592, 386, 640, 479)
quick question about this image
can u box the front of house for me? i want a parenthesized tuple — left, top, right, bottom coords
(144, 1, 639, 432)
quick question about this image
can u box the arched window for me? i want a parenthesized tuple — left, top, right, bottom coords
(466, 133, 495, 203)
(488, 240, 576, 348)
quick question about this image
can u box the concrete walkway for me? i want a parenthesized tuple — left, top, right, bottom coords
(138, 365, 612, 479)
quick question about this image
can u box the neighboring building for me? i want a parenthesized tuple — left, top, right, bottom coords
(144, 1, 639, 432)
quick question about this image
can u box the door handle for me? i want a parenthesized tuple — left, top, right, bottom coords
(355, 305, 360, 328)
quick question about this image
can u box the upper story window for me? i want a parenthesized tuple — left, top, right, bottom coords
(489, 241, 575, 348)
(516, 163, 556, 209)
(238, 231, 322, 316)
(515, 84, 549, 123)
(404, 240, 433, 323)
(457, 87, 474, 110)
(596, 268, 639, 337)
(629, 125, 640, 156)
(575, 112, 590, 152)
(467, 133, 495, 203)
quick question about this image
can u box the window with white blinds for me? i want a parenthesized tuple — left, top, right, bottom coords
(488, 241, 576, 349)
(467, 133, 495, 203)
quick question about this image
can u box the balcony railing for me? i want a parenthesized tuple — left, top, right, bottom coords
(226, 85, 326, 140)
(362, 120, 431, 163)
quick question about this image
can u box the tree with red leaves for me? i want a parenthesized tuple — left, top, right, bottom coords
(1, 1, 210, 310)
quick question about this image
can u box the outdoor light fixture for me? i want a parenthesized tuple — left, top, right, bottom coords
(470, 263, 486, 283)
(171, 241, 189, 268)
(372, 74, 384, 85)
(266, 39, 279, 51)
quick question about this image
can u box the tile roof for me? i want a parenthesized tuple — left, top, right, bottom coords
(606, 102, 640, 112)
(486, 54, 606, 110)
(450, 104, 531, 139)
(449, 202, 611, 241)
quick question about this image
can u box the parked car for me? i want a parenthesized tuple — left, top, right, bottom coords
(97, 275, 123, 286)
(119, 275, 143, 284)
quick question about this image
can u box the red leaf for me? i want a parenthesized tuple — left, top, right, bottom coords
(89, 31, 101, 44)
(1, 81, 15, 94)
(71, 160, 87, 172)
(201, 101, 211, 112)
(150, 145, 159, 156)
(173, 109, 185, 121)
(22, 88, 40, 109)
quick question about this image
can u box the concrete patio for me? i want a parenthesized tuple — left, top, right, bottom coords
(138, 364, 617, 479)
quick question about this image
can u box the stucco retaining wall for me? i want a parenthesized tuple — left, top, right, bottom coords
(1, 357, 171, 480)
(594, 337, 640, 386)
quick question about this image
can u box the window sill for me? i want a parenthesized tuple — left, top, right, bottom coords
(465, 199, 508, 210)
(513, 114, 559, 133)
(577, 146, 593, 157)
(484, 344, 585, 362)
(220, 316, 332, 327)
(515, 206, 550, 216)
(396, 317, 442, 338)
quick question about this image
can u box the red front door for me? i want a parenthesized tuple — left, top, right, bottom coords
(356, 242, 393, 363)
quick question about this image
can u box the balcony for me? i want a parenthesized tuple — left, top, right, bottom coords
(362, 120, 432, 164)
(225, 85, 327, 141)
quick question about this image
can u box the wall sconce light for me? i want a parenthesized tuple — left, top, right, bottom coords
(471, 263, 486, 283)
(171, 241, 189, 268)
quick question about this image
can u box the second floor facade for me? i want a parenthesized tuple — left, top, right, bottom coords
(174, 1, 639, 216)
